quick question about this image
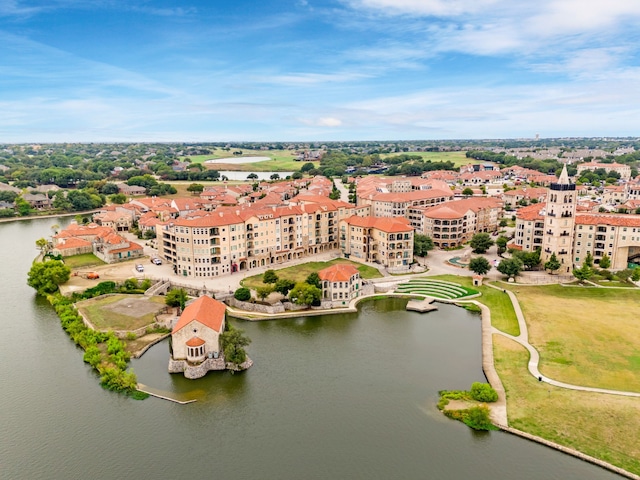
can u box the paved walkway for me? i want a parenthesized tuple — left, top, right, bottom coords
(486, 283, 640, 398)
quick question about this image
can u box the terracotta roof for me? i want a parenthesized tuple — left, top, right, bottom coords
(368, 189, 453, 202)
(318, 263, 359, 282)
(55, 237, 92, 250)
(172, 295, 226, 334)
(515, 203, 545, 221)
(576, 213, 640, 227)
(343, 215, 413, 233)
(186, 337, 206, 347)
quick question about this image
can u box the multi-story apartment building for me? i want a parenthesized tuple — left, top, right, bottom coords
(159, 199, 361, 278)
(339, 216, 414, 268)
(576, 161, 632, 180)
(358, 189, 454, 218)
(409, 197, 503, 248)
(513, 166, 640, 271)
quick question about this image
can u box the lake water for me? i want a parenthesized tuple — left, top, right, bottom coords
(0, 217, 622, 479)
(205, 156, 272, 165)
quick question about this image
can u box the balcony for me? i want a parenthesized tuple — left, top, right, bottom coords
(559, 250, 568, 255)
(544, 248, 552, 254)
(561, 212, 573, 218)
(595, 235, 606, 241)
(546, 230, 553, 235)
(560, 231, 570, 237)
(595, 242, 605, 249)
(534, 230, 544, 236)
(547, 212, 556, 217)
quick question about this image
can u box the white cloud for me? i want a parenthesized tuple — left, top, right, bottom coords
(266, 72, 371, 86)
(346, 0, 499, 17)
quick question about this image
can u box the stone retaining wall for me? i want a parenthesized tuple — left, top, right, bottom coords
(168, 356, 254, 379)
(226, 297, 286, 314)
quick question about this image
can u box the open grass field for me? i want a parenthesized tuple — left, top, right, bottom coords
(380, 151, 480, 168)
(241, 259, 383, 290)
(513, 284, 640, 392)
(77, 294, 166, 330)
(493, 335, 640, 476)
(64, 253, 105, 269)
(430, 275, 520, 336)
(182, 148, 309, 172)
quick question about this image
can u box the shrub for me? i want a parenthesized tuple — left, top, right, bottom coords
(470, 382, 498, 402)
(263, 269, 278, 284)
(234, 287, 251, 302)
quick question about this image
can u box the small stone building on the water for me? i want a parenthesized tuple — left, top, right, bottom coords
(168, 295, 227, 379)
(318, 263, 362, 306)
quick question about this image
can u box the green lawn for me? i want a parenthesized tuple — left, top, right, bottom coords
(380, 151, 479, 168)
(430, 275, 520, 336)
(494, 335, 640, 476)
(512, 284, 640, 392)
(181, 148, 307, 172)
(77, 294, 166, 330)
(64, 253, 105, 269)
(241, 259, 382, 290)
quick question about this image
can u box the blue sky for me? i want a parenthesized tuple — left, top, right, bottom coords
(1, 0, 639, 142)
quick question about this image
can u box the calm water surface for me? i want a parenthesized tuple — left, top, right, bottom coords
(0, 218, 622, 479)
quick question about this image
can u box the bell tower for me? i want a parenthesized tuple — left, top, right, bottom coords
(541, 165, 576, 273)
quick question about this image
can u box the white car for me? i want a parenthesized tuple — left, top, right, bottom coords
(136, 264, 144, 272)
(151, 258, 162, 265)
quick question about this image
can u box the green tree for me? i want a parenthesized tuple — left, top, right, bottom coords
(470, 233, 494, 254)
(470, 382, 498, 402)
(497, 257, 523, 279)
(598, 254, 611, 269)
(469, 257, 491, 276)
(300, 162, 315, 173)
(413, 234, 434, 257)
(544, 253, 561, 273)
(109, 193, 127, 204)
(256, 285, 273, 302)
(35, 237, 48, 252)
(234, 287, 251, 302)
(306, 271, 321, 288)
(270, 173, 280, 181)
(631, 268, 640, 282)
(247, 173, 258, 181)
(573, 264, 592, 283)
(166, 289, 188, 312)
(186, 183, 204, 194)
(290, 282, 322, 306)
(462, 187, 474, 196)
(495, 235, 509, 255)
(274, 278, 295, 296)
(221, 323, 251, 365)
(27, 260, 71, 295)
(15, 197, 32, 216)
(263, 269, 278, 284)
(512, 249, 541, 270)
(584, 251, 594, 268)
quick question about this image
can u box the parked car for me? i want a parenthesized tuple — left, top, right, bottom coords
(151, 257, 162, 265)
(136, 264, 144, 272)
(86, 272, 100, 279)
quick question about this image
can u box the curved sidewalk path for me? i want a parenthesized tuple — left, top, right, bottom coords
(486, 283, 640, 398)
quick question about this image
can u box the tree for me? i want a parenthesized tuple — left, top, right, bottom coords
(256, 285, 273, 302)
(584, 251, 594, 268)
(495, 235, 509, 256)
(274, 278, 295, 296)
(300, 162, 315, 173)
(220, 323, 251, 365)
(470, 233, 494, 254)
(27, 260, 71, 295)
(263, 269, 278, 284)
(414, 234, 434, 257)
(469, 257, 491, 276)
(234, 287, 251, 302)
(599, 254, 611, 269)
(270, 173, 280, 181)
(462, 187, 474, 197)
(573, 264, 592, 283)
(186, 183, 204, 195)
(632, 268, 640, 282)
(497, 257, 523, 279)
(305, 272, 321, 288)
(166, 289, 188, 312)
(110, 193, 127, 204)
(544, 253, 561, 273)
(499, 218, 508, 227)
(512, 249, 541, 270)
(35, 237, 48, 252)
(290, 282, 322, 306)
(470, 382, 498, 402)
(247, 173, 258, 181)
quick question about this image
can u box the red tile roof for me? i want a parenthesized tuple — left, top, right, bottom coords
(318, 263, 359, 282)
(576, 213, 640, 227)
(343, 215, 413, 233)
(172, 296, 226, 334)
(186, 337, 206, 347)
